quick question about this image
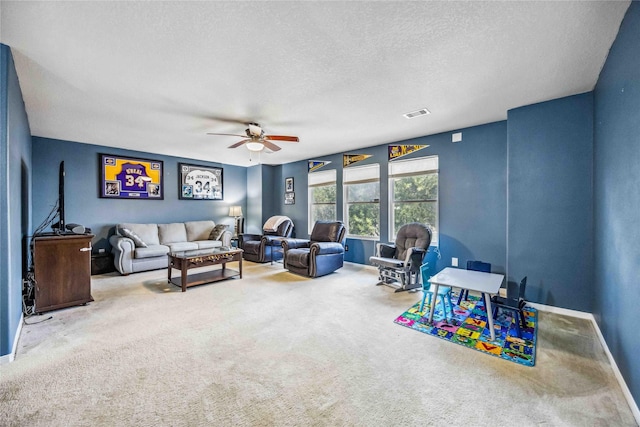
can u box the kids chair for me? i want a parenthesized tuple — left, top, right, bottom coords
(491, 276, 528, 337)
(419, 263, 453, 320)
(457, 260, 491, 305)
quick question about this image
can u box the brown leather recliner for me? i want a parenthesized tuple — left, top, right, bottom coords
(239, 216, 294, 263)
(282, 221, 346, 277)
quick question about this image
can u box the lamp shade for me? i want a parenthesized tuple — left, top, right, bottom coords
(229, 206, 243, 217)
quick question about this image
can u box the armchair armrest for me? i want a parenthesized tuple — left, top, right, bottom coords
(109, 234, 135, 275)
(110, 234, 134, 252)
(377, 242, 396, 258)
(220, 230, 232, 247)
(239, 233, 261, 248)
(406, 247, 427, 271)
(262, 235, 286, 246)
(240, 233, 262, 243)
(282, 238, 311, 251)
(310, 241, 344, 256)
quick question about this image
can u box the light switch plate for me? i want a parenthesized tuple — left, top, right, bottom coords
(452, 257, 458, 267)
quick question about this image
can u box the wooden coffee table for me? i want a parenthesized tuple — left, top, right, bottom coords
(168, 247, 243, 292)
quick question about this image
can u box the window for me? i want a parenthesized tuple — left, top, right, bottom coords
(389, 156, 438, 245)
(308, 169, 337, 232)
(344, 164, 380, 238)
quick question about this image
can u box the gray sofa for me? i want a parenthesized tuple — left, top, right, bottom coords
(109, 220, 232, 275)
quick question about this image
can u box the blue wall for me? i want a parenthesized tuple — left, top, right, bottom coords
(31, 138, 247, 253)
(593, 0, 640, 409)
(246, 165, 263, 235)
(0, 44, 32, 359)
(277, 121, 508, 275)
(507, 93, 594, 312)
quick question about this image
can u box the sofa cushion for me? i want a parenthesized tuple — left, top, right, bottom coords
(166, 242, 199, 252)
(158, 223, 188, 244)
(134, 244, 170, 259)
(118, 227, 148, 248)
(208, 224, 228, 240)
(195, 240, 222, 249)
(118, 223, 160, 246)
(185, 220, 216, 241)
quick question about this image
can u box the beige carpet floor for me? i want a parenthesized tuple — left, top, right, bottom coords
(1, 261, 637, 426)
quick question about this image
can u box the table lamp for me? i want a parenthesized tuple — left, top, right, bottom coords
(229, 205, 243, 237)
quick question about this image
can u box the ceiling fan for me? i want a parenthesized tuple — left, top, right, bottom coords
(207, 123, 299, 152)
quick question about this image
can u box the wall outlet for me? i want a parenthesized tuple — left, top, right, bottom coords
(345, 244, 349, 251)
(452, 257, 458, 267)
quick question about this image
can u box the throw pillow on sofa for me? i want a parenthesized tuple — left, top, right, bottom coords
(209, 224, 228, 240)
(119, 227, 148, 248)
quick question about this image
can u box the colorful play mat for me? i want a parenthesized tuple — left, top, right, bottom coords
(394, 294, 537, 366)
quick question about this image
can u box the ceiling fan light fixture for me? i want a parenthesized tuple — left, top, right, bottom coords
(246, 142, 264, 152)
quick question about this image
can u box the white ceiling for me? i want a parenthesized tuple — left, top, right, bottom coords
(0, 1, 630, 167)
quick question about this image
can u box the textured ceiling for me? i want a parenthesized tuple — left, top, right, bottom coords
(0, 1, 630, 167)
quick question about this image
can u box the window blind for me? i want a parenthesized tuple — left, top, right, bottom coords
(308, 169, 336, 187)
(389, 156, 438, 177)
(344, 164, 379, 184)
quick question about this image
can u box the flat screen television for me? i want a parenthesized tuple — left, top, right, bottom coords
(52, 161, 65, 234)
(59, 161, 65, 232)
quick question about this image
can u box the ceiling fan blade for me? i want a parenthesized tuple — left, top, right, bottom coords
(264, 135, 299, 143)
(207, 132, 247, 138)
(228, 139, 250, 149)
(261, 140, 282, 152)
(206, 115, 253, 125)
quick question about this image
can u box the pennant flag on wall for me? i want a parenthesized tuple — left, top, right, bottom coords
(388, 144, 429, 160)
(308, 160, 332, 173)
(343, 154, 372, 167)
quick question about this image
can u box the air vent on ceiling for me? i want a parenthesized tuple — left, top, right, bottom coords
(403, 108, 431, 119)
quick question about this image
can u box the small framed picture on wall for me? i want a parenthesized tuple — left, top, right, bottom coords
(285, 177, 294, 192)
(285, 192, 295, 205)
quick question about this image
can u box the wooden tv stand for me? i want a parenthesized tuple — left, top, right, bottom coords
(33, 233, 94, 313)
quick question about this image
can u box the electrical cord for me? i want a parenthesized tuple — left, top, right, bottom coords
(23, 316, 53, 325)
(21, 201, 62, 319)
(32, 199, 59, 236)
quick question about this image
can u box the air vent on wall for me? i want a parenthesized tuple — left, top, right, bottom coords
(403, 108, 431, 119)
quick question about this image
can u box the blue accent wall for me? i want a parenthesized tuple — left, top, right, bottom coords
(0, 44, 32, 358)
(31, 138, 247, 253)
(593, 0, 640, 409)
(246, 165, 263, 235)
(276, 122, 508, 274)
(507, 93, 594, 312)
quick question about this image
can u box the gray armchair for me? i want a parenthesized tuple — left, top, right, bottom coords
(369, 222, 432, 292)
(239, 216, 294, 263)
(282, 221, 346, 278)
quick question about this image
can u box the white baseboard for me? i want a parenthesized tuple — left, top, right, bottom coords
(527, 302, 593, 319)
(0, 313, 23, 365)
(531, 302, 640, 424)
